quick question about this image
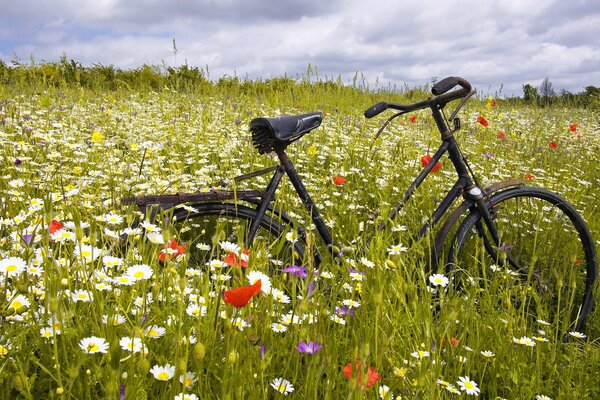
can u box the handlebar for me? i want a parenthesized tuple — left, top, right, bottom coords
(364, 76, 473, 119)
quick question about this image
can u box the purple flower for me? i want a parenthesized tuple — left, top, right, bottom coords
(499, 244, 514, 251)
(307, 282, 316, 298)
(260, 343, 266, 359)
(281, 265, 307, 278)
(119, 384, 126, 400)
(335, 307, 355, 317)
(297, 341, 322, 354)
(483, 153, 494, 158)
(22, 234, 33, 245)
(14, 158, 22, 167)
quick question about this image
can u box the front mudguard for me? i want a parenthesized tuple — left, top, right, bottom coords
(430, 179, 525, 272)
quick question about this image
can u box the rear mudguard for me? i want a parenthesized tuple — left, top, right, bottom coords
(430, 179, 525, 272)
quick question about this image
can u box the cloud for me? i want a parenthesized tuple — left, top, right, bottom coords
(1, 0, 598, 96)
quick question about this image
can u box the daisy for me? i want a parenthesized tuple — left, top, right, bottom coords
(174, 394, 198, 400)
(195, 243, 210, 251)
(429, 273, 449, 287)
(146, 231, 165, 245)
(270, 378, 294, 395)
(272, 323, 287, 333)
(186, 303, 207, 317)
(139, 221, 160, 232)
(79, 336, 109, 354)
(71, 290, 93, 302)
(102, 256, 123, 268)
(387, 243, 408, 255)
(113, 275, 137, 286)
(411, 350, 430, 359)
(271, 288, 291, 304)
(145, 325, 166, 339)
(149, 364, 175, 381)
(102, 314, 126, 325)
(569, 331, 586, 339)
(104, 213, 123, 225)
(180, 371, 198, 388)
(379, 385, 393, 399)
(220, 241, 240, 255)
(342, 299, 361, 308)
(126, 264, 154, 280)
(0, 256, 27, 277)
(535, 395, 553, 400)
(40, 327, 56, 339)
(119, 337, 143, 353)
(481, 350, 495, 358)
(457, 376, 480, 396)
(247, 270, 271, 294)
(9, 294, 30, 312)
(50, 229, 76, 242)
(74, 245, 102, 264)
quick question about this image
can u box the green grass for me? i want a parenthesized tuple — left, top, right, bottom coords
(0, 77, 599, 399)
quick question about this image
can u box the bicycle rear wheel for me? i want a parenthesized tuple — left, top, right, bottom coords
(169, 202, 308, 274)
(447, 187, 597, 333)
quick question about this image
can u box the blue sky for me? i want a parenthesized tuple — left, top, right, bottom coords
(1, 0, 598, 97)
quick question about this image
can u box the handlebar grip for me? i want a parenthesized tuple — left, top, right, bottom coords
(364, 102, 388, 118)
(431, 77, 472, 95)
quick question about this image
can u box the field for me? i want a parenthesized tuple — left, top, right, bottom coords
(0, 77, 599, 399)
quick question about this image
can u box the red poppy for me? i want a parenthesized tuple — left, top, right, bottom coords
(421, 155, 442, 173)
(497, 131, 506, 140)
(49, 220, 62, 234)
(408, 115, 417, 124)
(224, 249, 250, 267)
(332, 175, 346, 185)
(343, 360, 381, 389)
(523, 172, 535, 180)
(441, 336, 460, 347)
(569, 123, 577, 132)
(158, 238, 186, 262)
(223, 279, 262, 308)
(490, 100, 497, 107)
(548, 141, 558, 148)
(477, 116, 489, 127)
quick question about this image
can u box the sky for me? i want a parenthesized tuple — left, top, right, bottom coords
(1, 0, 598, 97)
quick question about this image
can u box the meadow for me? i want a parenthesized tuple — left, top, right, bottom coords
(0, 73, 599, 399)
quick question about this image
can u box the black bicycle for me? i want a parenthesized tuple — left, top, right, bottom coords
(122, 77, 597, 332)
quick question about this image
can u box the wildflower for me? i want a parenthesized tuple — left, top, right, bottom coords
(126, 264, 154, 280)
(179, 371, 197, 388)
(457, 376, 480, 396)
(186, 303, 207, 317)
(297, 341, 323, 354)
(145, 325, 166, 339)
(119, 337, 143, 353)
(333, 175, 346, 185)
(569, 123, 577, 132)
(271, 288, 291, 304)
(223, 279, 262, 307)
(49, 220, 62, 235)
(536, 395, 553, 400)
(379, 385, 394, 399)
(220, 241, 240, 254)
(408, 115, 417, 123)
(9, 294, 30, 312)
(224, 249, 249, 267)
(79, 336, 109, 354)
(174, 394, 198, 400)
(387, 243, 408, 255)
(497, 131, 506, 140)
(420, 155, 442, 172)
(104, 213, 123, 225)
(146, 231, 165, 244)
(196, 243, 210, 251)
(72, 290, 93, 302)
(149, 364, 175, 381)
(0, 342, 10, 356)
(114, 275, 137, 286)
(270, 377, 294, 395)
(343, 360, 381, 389)
(568, 331, 586, 339)
(513, 336, 536, 346)
(342, 299, 361, 308)
(74, 245, 102, 264)
(429, 273, 449, 287)
(247, 270, 271, 294)
(271, 323, 287, 333)
(285, 231, 298, 243)
(481, 350, 495, 358)
(40, 327, 56, 339)
(281, 265, 307, 278)
(548, 141, 558, 148)
(476, 116, 489, 127)
(91, 131, 104, 143)
(0, 257, 27, 277)
(159, 239, 186, 262)
(411, 350, 430, 359)
(393, 366, 407, 378)
(523, 172, 535, 180)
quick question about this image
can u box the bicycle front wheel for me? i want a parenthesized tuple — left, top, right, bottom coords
(169, 202, 308, 274)
(447, 187, 597, 333)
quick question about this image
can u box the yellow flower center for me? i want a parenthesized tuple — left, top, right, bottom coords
(464, 382, 474, 389)
(6, 264, 17, 272)
(157, 371, 169, 380)
(88, 344, 99, 352)
(11, 301, 22, 309)
(134, 271, 144, 279)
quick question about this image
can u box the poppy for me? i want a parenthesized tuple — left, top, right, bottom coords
(343, 360, 381, 389)
(569, 123, 577, 132)
(477, 116, 489, 127)
(408, 115, 417, 124)
(490, 100, 497, 107)
(548, 141, 558, 148)
(224, 249, 250, 267)
(158, 238, 186, 262)
(523, 172, 535, 180)
(223, 279, 262, 307)
(497, 131, 506, 140)
(421, 155, 442, 173)
(332, 175, 346, 185)
(49, 220, 62, 235)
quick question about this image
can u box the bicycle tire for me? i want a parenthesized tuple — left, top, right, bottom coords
(169, 202, 308, 273)
(447, 186, 597, 333)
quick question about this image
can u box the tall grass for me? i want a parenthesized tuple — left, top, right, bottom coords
(0, 68, 599, 399)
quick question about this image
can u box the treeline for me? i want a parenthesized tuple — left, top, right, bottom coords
(0, 56, 598, 109)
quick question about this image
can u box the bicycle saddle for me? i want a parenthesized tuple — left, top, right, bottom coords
(250, 112, 322, 154)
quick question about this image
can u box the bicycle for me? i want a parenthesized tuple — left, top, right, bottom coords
(122, 76, 598, 333)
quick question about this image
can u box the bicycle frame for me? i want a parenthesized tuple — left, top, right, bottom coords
(245, 103, 492, 260)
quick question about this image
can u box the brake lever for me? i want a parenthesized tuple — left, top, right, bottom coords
(448, 90, 477, 121)
(372, 111, 407, 143)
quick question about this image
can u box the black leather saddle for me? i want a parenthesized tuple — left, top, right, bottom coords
(250, 112, 322, 154)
